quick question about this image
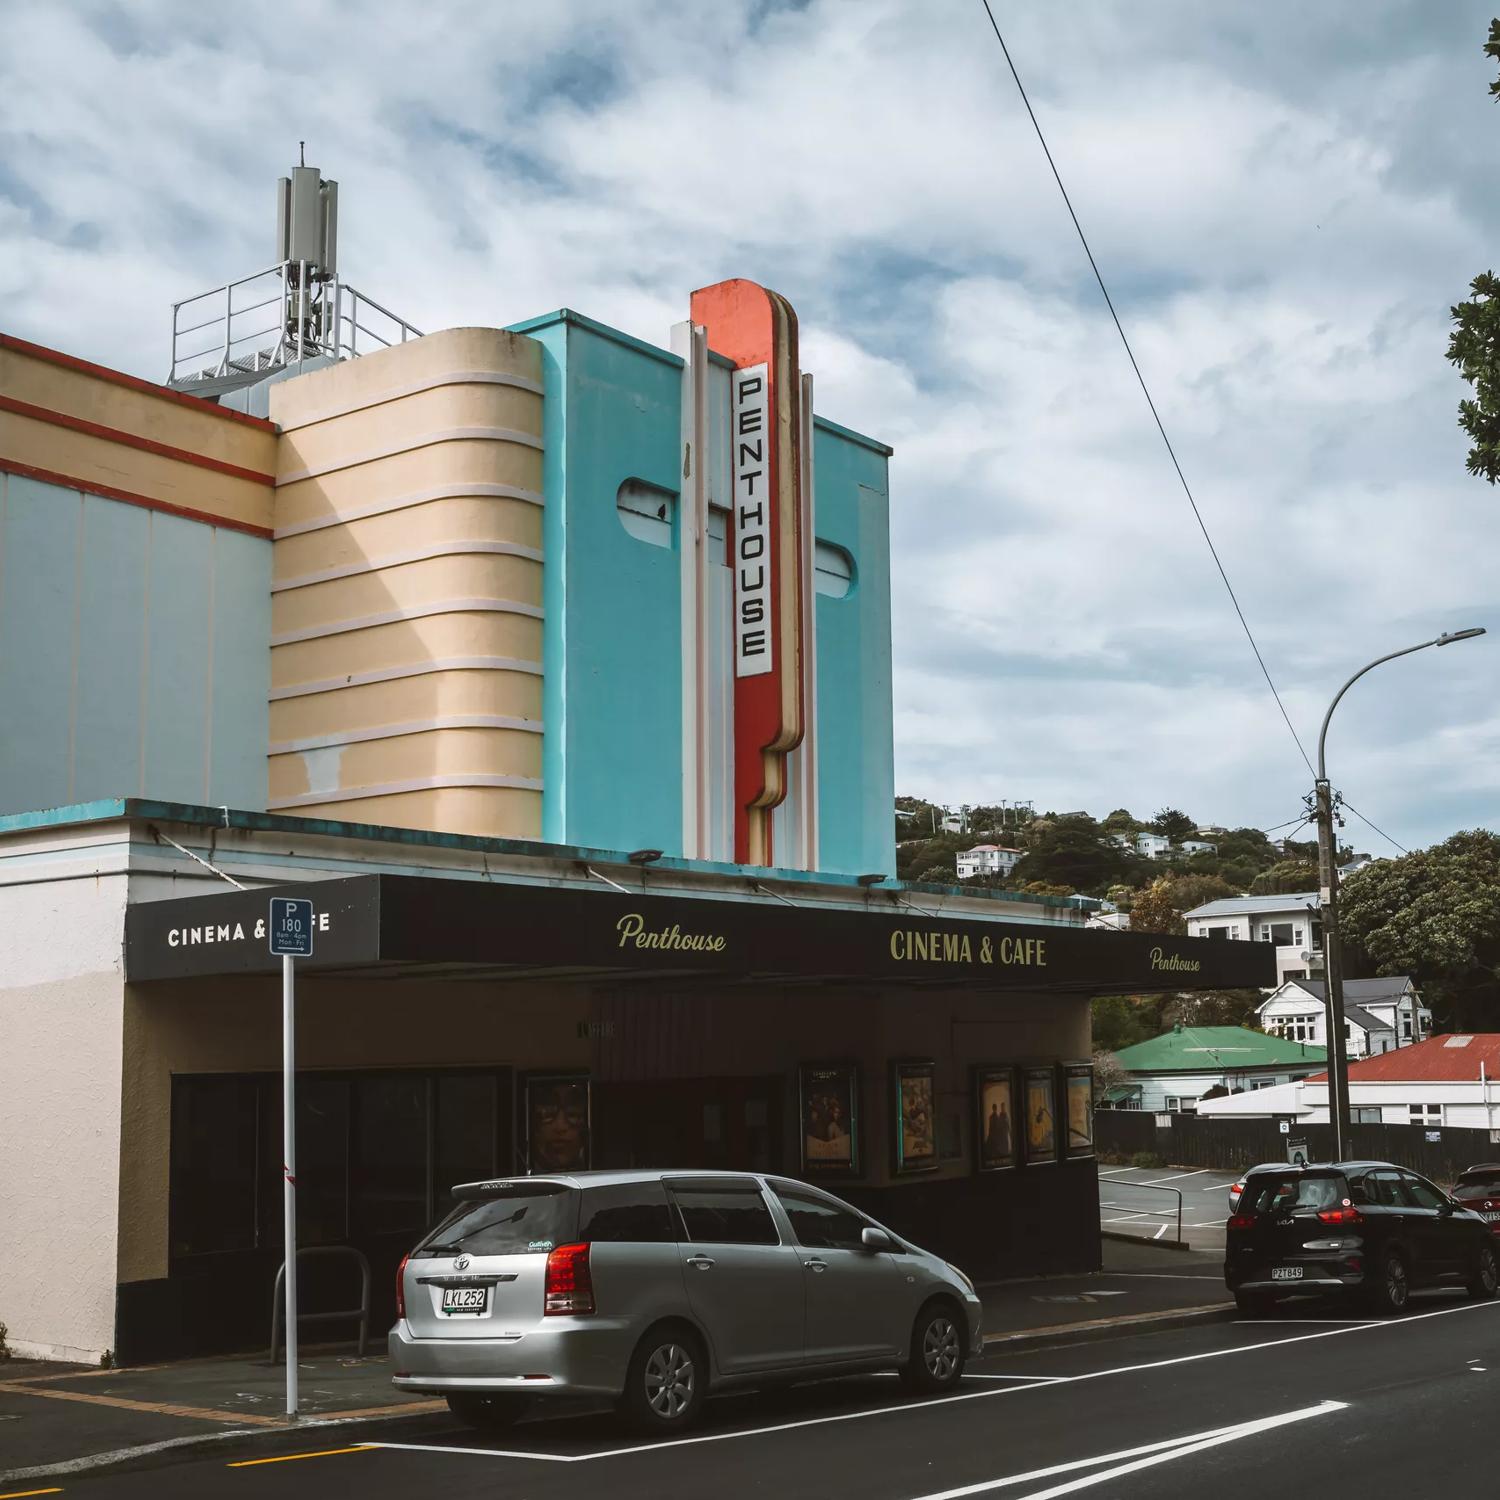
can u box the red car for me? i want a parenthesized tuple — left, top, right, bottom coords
(1452, 1164, 1500, 1233)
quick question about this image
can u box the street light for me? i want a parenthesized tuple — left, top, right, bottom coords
(1314, 626, 1486, 1161)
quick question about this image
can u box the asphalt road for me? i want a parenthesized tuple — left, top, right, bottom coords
(1097, 1163, 1240, 1249)
(56, 1288, 1500, 1500)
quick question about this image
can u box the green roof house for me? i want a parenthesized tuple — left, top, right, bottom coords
(1105, 1024, 1327, 1115)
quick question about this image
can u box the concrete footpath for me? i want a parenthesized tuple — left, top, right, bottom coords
(0, 1239, 1229, 1485)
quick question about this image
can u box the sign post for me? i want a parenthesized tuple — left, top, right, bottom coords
(269, 897, 314, 1420)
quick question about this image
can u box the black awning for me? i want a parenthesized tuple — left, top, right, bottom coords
(124, 872, 1276, 995)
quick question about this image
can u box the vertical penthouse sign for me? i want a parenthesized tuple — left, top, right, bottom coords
(691, 278, 807, 865)
(732, 364, 772, 676)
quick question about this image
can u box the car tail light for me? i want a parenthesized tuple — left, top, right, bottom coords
(395, 1253, 409, 1321)
(1228, 1213, 1256, 1230)
(1229, 1182, 1244, 1200)
(544, 1243, 595, 1315)
(1317, 1206, 1364, 1225)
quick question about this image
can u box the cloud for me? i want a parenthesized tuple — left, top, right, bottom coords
(3, 0, 1497, 851)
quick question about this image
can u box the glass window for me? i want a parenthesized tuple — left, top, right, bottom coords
(1352, 1107, 1382, 1124)
(773, 1188, 870, 1250)
(1408, 1104, 1440, 1125)
(671, 1187, 780, 1246)
(435, 1073, 499, 1198)
(262, 1078, 350, 1248)
(170, 1076, 259, 1256)
(1454, 1173, 1500, 1200)
(355, 1076, 429, 1237)
(417, 1183, 579, 1257)
(1401, 1175, 1449, 1211)
(578, 1182, 675, 1243)
(1367, 1171, 1406, 1208)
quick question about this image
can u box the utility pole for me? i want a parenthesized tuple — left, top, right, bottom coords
(1311, 780, 1350, 1162)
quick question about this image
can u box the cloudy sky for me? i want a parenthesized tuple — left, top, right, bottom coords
(4, 0, 1498, 852)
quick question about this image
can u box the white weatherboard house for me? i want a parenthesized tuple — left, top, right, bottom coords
(1184, 893, 1324, 988)
(1258, 976, 1431, 1057)
(1107, 1024, 1328, 1114)
(956, 845, 1022, 880)
(1197, 1034, 1500, 1127)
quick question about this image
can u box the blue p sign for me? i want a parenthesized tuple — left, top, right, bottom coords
(269, 897, 315, 957)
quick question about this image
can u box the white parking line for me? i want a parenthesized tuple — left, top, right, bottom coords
(1202, 1182, 1234, 1191)
(1139, 1170, 1213, 1185)
(904, 1400, 1348, 1500)
(359, 1300, 1500, 1467)
(1152, 1224, 1168, 1240)
(1096, 1167, 1136, 1177)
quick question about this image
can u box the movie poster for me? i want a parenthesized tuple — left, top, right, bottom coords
(1064, 1063, 1094, 1157)
(800, 1062, 859, 1175)
(975, 1066, 1017, 1171)
(525, 1075, 590, 1172)
(893, 1060, 938, 1173)
(1024, 1066, 1057, 1165)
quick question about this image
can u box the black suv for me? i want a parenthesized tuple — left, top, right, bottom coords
(1225, 1160, 1499, 1316)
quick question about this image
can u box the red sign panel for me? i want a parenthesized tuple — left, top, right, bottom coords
(690, 279, 806, 865)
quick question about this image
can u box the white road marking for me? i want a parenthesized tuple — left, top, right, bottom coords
(1108, 1273, 1223, 1281)
(1140, 1170, 1212, 1185)
(1233, 1319, 1379, 1325)
(1100, 1213, 1154, 1224)
(1096, 1167, 1137, 1177)
(904, 1401, 1348, 1500)
(1202, 1182, 1234, 1191)
(361, 1298, 1500, 1467)
(1153, 1225, 1168, 1240)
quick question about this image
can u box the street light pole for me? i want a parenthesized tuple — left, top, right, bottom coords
(1312, 628, 1485, 1161)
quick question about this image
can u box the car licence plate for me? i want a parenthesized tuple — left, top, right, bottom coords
(441, 1286, 489, 1314)
(1271, 1267, 1303, 1281)
(1484, 1212, 1500, 1223)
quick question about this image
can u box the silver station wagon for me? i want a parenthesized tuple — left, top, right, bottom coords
(390, 1169, 983, 1432)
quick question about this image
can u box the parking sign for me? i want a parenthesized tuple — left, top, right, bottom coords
(269, 897, 315, 957)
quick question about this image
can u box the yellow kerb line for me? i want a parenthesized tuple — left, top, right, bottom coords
(0, 1488, 65, 1498)
(227, 1445, 376, 1467)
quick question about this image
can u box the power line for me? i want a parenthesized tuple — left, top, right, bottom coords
(976, 2, 1316, 781)
(1341, 800, 1409, 856)
(1260, 815, 1312, 836)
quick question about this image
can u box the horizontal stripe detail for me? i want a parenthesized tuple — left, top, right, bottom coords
(269, 656, 543, 700)
(277, 369, 544, 431)
(271, 599, 545, 646)
(270, 715, 544, 754)
(273, 481, 545, 539)
(0, 458, 274, 539)
(268, 773, 543, 810)
(271, 540, 544, 593)
(0, 395, 275, 485)
(0, 331, 275, 430)
(277, 426, 543, 485)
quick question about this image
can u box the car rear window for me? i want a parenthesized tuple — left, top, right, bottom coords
(1455, 1174, 1500, 1200)
(414, 1182, 578, 1257)
(1239, 1173, 1346, 1214)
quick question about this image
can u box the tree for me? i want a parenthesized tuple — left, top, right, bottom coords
(1250, 860, 1318, 896)
(1092, 1048, 1129, 1103)
(1007, 814, 1131, 897)
(1127, 878, 1188, 936)
(912, 863, 959, 885)
(1091, 994, 1162, 1051)
(1151, 808, 1196, 843)
(1159, 873, 1238, 912)
(1161, 989, 1265, 1030)
(1340, 830, 1500, 1031)
(1102, 808, 1141, 834)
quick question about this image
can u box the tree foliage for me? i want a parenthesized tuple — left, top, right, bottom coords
(1008, 814, 1133, 897)
(1127, 878, 1188, 936)
(1341, 829, 1500, 1030)
(1251, 859, 1319, 895)
(1151, 808, 1197, 843)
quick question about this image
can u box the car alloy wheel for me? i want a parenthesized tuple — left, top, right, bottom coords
(922, 1315, 961, 1382)
(1385, 1254, 1409, 1310)
(1472, 1243, 1499, 1298)
(643, 1340, 696, 1420)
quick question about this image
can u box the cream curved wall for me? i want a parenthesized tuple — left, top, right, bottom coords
(267, 328, 545, 837)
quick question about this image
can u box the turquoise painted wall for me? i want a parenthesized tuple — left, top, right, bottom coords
(0, 472, 270, 816)
(509, 310, 895, 877)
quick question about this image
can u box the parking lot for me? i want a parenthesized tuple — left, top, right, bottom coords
(58, 1288, 1500, 1500)
(1097, 1164, 1239, 1249)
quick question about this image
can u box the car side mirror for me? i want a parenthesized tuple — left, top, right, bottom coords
(861, 1226, 893, 1252)
(1439, 1199, 1456, 1216)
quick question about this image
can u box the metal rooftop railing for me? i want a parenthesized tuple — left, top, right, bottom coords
(167, 259, 421, 395)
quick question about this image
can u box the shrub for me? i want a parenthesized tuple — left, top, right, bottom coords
(1130, 1151, 1167, 1169)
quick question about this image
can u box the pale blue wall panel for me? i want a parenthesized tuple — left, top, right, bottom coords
(141, 512, 212, 803)
(209, 528, 272, 808)
(73, 494, 148, 800)
(0, 474, 79, 813)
